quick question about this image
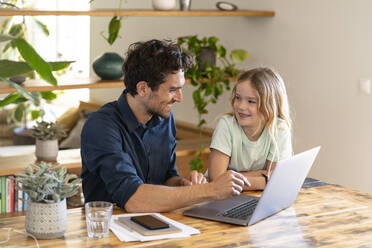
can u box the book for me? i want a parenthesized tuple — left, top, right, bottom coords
(6, 177, 10, 213)
(14, 182, 18, 212)
(18, 182, 23, 212)
(1, 176, 5, 213)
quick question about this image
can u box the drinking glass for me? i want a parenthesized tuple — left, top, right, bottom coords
(85, 201, 113, 238)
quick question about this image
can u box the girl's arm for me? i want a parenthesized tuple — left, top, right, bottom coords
(240, 160, 277, 191)
(208, 148, 230, 182)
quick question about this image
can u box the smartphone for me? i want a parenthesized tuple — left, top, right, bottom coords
(130, 215, 169, 230)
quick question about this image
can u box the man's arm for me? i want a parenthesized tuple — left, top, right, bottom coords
(124, 170, 250, 212)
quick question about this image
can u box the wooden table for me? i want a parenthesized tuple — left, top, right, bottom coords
(1, 184, 372, 247)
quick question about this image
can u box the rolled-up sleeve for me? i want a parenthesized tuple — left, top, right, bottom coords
(81, 117, 143, 208)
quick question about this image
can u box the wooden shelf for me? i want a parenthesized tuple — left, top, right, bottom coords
(0, 9, 275, 17)
(0, 77, 236, 93)
(0, 78, 123, 93)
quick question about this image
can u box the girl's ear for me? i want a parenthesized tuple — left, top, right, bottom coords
(136, 81, 149, 97)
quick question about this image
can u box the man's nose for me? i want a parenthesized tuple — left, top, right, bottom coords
(174, 89, 183, 102)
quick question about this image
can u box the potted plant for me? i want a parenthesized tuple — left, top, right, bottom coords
(177, 35, 249, 171)
(32, 121, 67, 162)
(15, 161, 81, 239)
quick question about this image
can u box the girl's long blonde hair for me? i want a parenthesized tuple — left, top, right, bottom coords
(230, 67, 292, 161)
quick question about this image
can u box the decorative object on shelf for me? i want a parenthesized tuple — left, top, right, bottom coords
(177, 35, 249, 171)
(90, 0, 125, 80)
(180, 0, 192, 11)
(198, 47, 216, 72)
(15, 161, 81, 239)
(9, 75, 26, 85)
(32, 121, 67, 162)
(93, 52, 124, 80)
(152, 0, 176, 10)
(216, 1, 238, 11)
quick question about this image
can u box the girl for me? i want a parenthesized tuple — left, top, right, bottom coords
(208, 67, 292, 190)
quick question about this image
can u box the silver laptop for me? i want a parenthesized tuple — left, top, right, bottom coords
(184, 146, 320, 226)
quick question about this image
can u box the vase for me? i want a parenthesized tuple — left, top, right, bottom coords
(35, 139, 58, 162)
(92, 52, 124, 80)
(180, 0, 191, 11)
(197, 47, 216, 72)
(152, 0, 176, 10)
(25, 198, 67, 239)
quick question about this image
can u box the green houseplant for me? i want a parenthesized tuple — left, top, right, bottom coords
(15, 161, 81, 239)
(0, 1, 72, 126)
(32, 121, 67, 162)
(177, 35, 249, 171)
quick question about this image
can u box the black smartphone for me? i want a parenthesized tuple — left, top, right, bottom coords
(130, 215, 170, 230)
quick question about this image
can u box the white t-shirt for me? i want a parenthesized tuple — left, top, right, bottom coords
(210, 115, 292, 172)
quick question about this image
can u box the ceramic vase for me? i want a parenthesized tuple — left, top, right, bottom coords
(25, 199, 67, 239)
(35, 139, 58, 162)
(152, 0, 176, 10)
(92, 52, 124, 80)
(197, 47, 216, 72)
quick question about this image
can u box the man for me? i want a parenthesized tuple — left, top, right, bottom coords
(81, 39, 249, 212)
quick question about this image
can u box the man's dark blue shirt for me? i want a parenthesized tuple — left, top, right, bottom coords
(81, 90, 179, 208)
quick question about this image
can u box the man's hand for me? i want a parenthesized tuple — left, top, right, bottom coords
(180, 170, 207, 186)
(211, 170, 251, 200)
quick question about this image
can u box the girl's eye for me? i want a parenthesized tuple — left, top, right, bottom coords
(235, 95, 241, 100)
(249, 100, 256, 104)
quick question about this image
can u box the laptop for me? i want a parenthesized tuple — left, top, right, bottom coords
(184, 146, 320, 226)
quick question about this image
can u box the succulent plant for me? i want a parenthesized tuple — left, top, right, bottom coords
(15, 162, 81, 203)
(32, 121, 67, 141)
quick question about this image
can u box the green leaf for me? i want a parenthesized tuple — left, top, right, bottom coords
(49, 61, 74, 71)
(230, 49, 250, 62)
(30, 110, 42, 120)
(40, 91, 57, 101)
(0, 76, 37, 102)
(13, 38, 57, 86)
(108, 16, 121, 45)
(0, 93, 20, 107)
(14, 104, 25, 122)
(33, 18, 50, 36)
(8, 24, 24, 37)
(0, 59, 33, 78)
(0, 34, 14, 43)
(190, 158, 203, 172)
(198, 119, 206, 128)
(0, 17, 12, 34)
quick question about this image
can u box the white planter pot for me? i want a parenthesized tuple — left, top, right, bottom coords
(152, 0, 176, 10)
(35, 139, 59, 161)
(25, 198, 67, 239)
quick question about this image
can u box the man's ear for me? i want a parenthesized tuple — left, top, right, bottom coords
(136, 81, 149, 97)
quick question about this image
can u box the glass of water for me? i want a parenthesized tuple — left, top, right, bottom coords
(85, 201, 113, 238)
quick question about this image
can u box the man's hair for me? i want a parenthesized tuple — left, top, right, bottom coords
(122, 39, 194, 96)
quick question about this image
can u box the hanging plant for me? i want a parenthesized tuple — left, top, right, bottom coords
(177, 35, 249, 172)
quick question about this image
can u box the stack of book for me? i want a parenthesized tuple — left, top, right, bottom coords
(0, 176, 29, 213)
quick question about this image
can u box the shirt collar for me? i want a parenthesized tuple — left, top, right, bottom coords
(117, 90, 162, 133)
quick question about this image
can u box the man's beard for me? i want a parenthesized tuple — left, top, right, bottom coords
(146, 101, 174, 119)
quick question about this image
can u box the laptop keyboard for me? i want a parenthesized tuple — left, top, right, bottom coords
(222, 198, 259, 220)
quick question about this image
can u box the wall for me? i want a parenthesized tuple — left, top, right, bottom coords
(89, 0, 372, 193)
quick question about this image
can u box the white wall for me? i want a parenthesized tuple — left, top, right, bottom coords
(89, 0, 372, 193)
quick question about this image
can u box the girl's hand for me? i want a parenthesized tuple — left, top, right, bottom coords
(181, 170, 207, 186)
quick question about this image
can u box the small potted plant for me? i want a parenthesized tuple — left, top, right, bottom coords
(15, 161, 81, 239)
(32, 121, 67, 162)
